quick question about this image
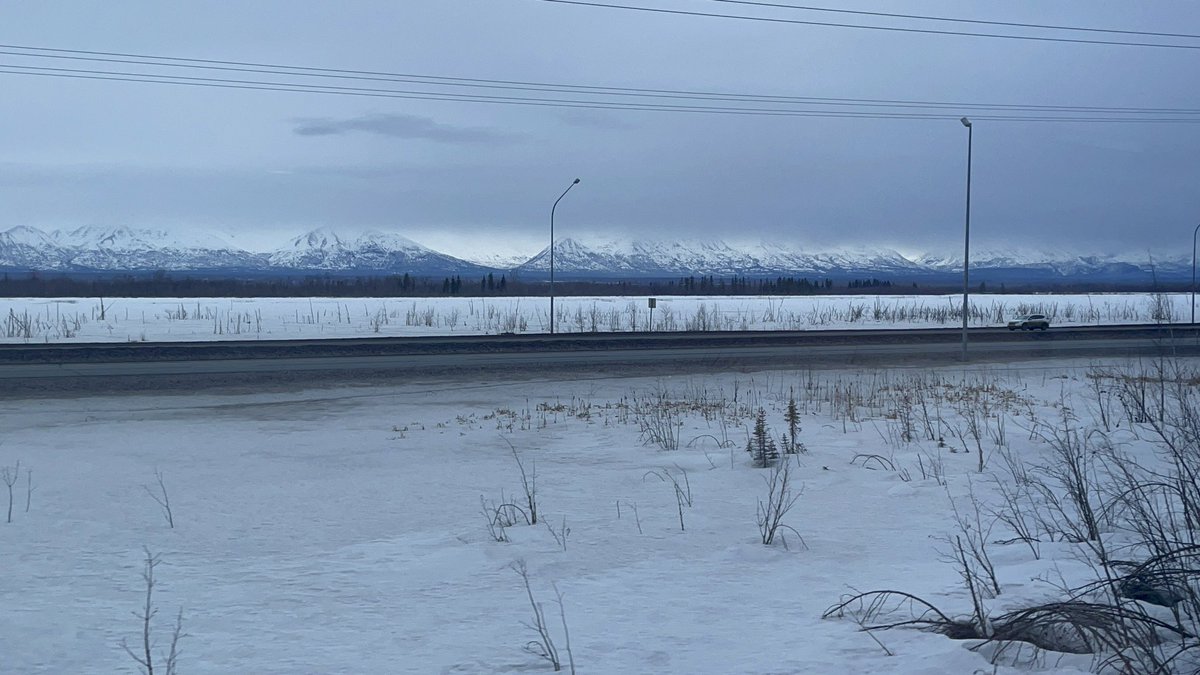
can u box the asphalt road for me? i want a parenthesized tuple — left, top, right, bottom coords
(2, 325, 1198, 384)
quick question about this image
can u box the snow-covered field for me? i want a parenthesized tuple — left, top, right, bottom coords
(1, 292, 1192, 343)
(5, 357, 1200, 673)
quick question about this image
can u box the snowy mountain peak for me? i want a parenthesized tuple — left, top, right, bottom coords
(266, 228, 484, 273)
(51, 225, 237, 252)
(1, 225, 55, 247)
(355, 230, 425, 252)
(286, 228, 349, 251)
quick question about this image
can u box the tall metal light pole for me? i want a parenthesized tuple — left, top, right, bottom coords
(549, 178, 581, 334)
(960, 117, 973, 362)
(1192, 222, 1200, 324)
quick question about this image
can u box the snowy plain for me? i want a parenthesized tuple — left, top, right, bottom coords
(1, 292, 1193, 343)
(5, 356, 1200, 673)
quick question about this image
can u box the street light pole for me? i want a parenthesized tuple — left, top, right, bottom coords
(1192, 222, 1200, 324)
(549, 178, 581, 335)
(960, 117, 973, 362)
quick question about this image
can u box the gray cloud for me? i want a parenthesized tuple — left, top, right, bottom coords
(557, 109, 637, 130)
(2, 1, 1199, 259)
(292, 113, 511, 143)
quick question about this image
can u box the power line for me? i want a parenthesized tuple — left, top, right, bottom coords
(536, 0, 1200, 50)
(706, 0, 1200, 40)
(5, 65, 1199, 124)
(2, 44, 1199, 117)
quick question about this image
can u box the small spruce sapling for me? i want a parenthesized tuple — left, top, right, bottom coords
(783, 389, 806, 454)
(746, 409, 779, 468)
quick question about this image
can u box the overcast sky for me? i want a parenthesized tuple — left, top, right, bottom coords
(2, 1, 1199, 259)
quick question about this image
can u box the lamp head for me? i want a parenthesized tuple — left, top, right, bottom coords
(573, 178, 581, 184)
(960, 117, 972, 128)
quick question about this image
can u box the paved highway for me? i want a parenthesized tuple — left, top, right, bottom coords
(1, 325, 1198, 382)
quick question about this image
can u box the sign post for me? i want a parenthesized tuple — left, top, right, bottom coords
(647, 298, 656, 332)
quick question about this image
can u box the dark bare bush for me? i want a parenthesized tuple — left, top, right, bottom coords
(544, 516, 571, 551)
(1029, 415, 1104, 549)
(757, 458, 804, 549)
(825, 590, 1180, 667)
(616, 499, 643, 535)
(633, 390, 685, 451)
(24, 466, 33, 514)
(121, 548, 185, 675)
(917, 450, 947, 486)
(955, 395, 989, 473)
(512, 560, 575, 673)
(1, 459, 19, 524)
(144, 468, 175, 529)
(480, 493, 530, 543)
(502, 439, 539, 525)
(947, 481, 1001, 598)
(644, 465, 692, 532)
(1113, 362, 1200, 533)
(851, 454, 896, 472)
(830, 360, 1200, 671)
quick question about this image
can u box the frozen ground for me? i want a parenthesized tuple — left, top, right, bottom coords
(3, 358, 1199, 673)
(1, 292, 1192, 343)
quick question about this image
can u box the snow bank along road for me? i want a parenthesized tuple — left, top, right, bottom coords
(1, 324, 1198, 382)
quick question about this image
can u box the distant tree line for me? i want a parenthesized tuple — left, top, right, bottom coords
(0, 270, 1184, 298)
(847, 278, 893, 289)
(676, 275, 836, 294)
(0, 270, 855, 298)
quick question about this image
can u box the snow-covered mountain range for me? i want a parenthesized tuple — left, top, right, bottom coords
(0, 226, 1190, 283)
(517, 239, 930, 277)
(0, 225, 261, 271)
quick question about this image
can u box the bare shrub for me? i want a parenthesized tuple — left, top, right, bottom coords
(1150, 292, 1177, 323)
(1112, 361, 1200, 532)
(1087, 370, 1118, 433)
(946, 534, 993, 637)
(946, 481, 1001, 598)
(917, 450, 947, 486)
(512, 560, 575, 673)
(480, 493, 530, 543)
(644, 466, 692, 532)
(827, 359, 1200, 670)
(988, 474, 1042, 560)
(757, 458, 804, 549)
(544, 516, 571, 551)
(616, 500, 643, 534)
(144, 468, 175, 529)
(635, 390, 684, 451)
(503, 439, 539, 525)
(851, 454, 896, 472)
(120, 547, 185, 675)
(24, 466, 33, 513)
(953, 395, 989, 473)
(1030, 416, 1103, 548)
(1, 459, 18, 523)
(824, 591, 1179, 666)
